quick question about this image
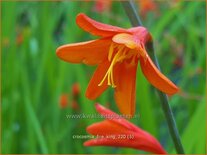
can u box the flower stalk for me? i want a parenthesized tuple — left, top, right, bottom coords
(121, 0, 185, 154)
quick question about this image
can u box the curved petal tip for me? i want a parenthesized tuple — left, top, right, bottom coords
(76, 13, 128, 37)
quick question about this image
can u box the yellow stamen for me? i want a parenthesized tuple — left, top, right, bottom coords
(98, 45, 125, 88)
(108, 43, 114, 61)
(98, 43, 141, 88)
(131, 55, 137, 65)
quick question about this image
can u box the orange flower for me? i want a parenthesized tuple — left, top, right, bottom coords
(56, 13, 179, 116)
(84, 104, 167, 154)
(59, 94, 68, 108)
(72, 83, 80, 97)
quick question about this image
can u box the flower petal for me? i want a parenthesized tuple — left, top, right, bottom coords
(140, 56, 179, 95)
(112, 33, 137, 49)
(87, 120, 130, 136)
(85, 60, 110, 99)
(114, 62, 138, 116)
(76, 13, 128, 37)
(95, 104, 140, 132)
(84, 136, 166, 154)
(56, 38, 111, 65)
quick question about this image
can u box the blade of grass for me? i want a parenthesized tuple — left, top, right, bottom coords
(34, 2, 63, 108)
(20, 58, 48, 153)
(2, 2, 19, 153)
(171, 92, 206, 154)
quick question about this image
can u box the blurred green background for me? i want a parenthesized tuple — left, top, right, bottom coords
(1, 0, 206, 154)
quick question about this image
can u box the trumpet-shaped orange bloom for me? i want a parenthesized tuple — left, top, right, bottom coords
(84, 104, 167, 154)
(56, 13, 179, 116)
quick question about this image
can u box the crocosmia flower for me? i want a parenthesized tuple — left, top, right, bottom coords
(84, 104, 167, 154)
(56, 13, 179, 116)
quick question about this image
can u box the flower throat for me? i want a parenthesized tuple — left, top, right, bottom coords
(98, 43, 140, 88)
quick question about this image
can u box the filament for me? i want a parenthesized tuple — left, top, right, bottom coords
(98, 43, 141, 88)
